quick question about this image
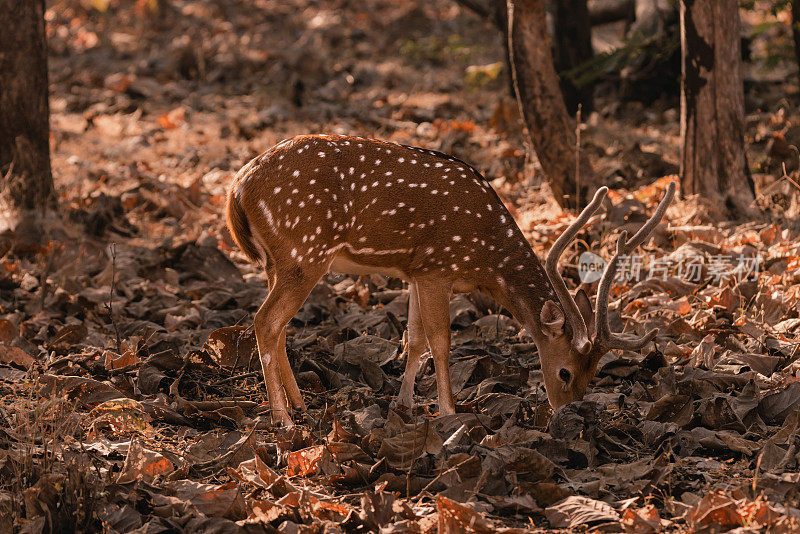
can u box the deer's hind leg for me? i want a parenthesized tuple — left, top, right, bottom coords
(413, 277, 456, 416)
(277, 327, 306, 410)
(255, 263, 324, 425)
(396, 282, 428, 410)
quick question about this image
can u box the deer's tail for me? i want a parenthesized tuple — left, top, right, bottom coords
(226, 188, 263, 265)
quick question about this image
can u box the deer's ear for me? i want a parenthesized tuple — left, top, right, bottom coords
(540, 300, 565, 338)
(575, 289, 594, 332)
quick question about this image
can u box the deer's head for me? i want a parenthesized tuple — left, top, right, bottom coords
(535, 182, 676, 409)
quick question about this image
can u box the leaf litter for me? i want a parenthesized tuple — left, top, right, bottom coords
(2, 0, 800, 532)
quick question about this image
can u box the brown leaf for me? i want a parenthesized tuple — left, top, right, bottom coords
(204, 325, 259, 370)
(482, 446, 554, 481)
(88, 398, 153, 438)
(737, 498, 783, 527)
(39, 374, 127, 408)
(117, 439, 174, 484)
(0, 320, 18, 344)
(646, 394, 693, 426)
(326, 441, 373, 464)
(437, 495, 496, 534)
(545, 496, 620, 529)
(157, 106, 186, 129)
(521, 482, 574, 507)
(621, 504, 664, 534)
(104, 350, 141, 371)
(97, 503, 143, 533)
(697, 395, 745, 432)
(377, 417, 443, 469)
(334, 335, 399, 367)
(686, 491, 743, 529)
(47, 323, 88, 354)
(245, 499, 295, 524)
(759, 382, 800, 425)
(275, 490, 352, 522)
(0, 344, 34, 369)
(22, 474, 63, 524)
(285, 445, 337, 478)
(232, 454, 281, 489)
(688, 334, 717, 369)
(104, 72, 134, 93)
(169, 479, 246, 519)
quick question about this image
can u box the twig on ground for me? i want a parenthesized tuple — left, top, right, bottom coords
(105, 243, 122, 354)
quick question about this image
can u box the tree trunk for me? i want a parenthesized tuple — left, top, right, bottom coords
(679, 0, 756, 219)
(588, 0, 635, 25)
(508, 0, 595, 210)
(552, 0, 595, 113)
(792, 0, 800, 85)
(0, 0, 55, 215)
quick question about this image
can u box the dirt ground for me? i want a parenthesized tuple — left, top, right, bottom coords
(2, 0, 800, 532)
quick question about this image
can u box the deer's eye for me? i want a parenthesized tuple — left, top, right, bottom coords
(558, 368, 571, 383)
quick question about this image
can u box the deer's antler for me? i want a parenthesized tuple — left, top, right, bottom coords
(545, 186, 609, 355)
(594, 181, 676, 351)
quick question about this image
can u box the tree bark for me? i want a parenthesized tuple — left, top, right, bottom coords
(508, 0, 595, 210)
(792, 0, 800, 85)
(679, 0, 756, 219)
(552, 0, 595, 113)
(0, 0, 55, 214)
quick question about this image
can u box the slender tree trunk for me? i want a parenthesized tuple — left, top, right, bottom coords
(455, 0, 515, 96)
(0, 0, 55, 216)
(552, 0, 594, 113)
(679, 0, 756, 219)
(792, 0, 800, 85)
(508, 0, 595, 210)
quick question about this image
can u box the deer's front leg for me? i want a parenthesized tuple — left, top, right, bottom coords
(414, 278, 456, 416)
(396, 282, 427, 410)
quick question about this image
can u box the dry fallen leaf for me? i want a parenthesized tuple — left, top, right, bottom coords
(0, 343, 34, 369)
(285, 445, 335, 478)
(88, 398, 153, 438)
(377, 417, 443, 469)
(157, 106, 186, 130)
(621, 504, 665, 534)
(686, 490, 783, 530)
(437, 496, 496, 534)
(169, 479, 246, 519)
(545, 495, 620, 529)
(0, 319, 18, 344)
(117, 439, 174, 484)
(204, 325, 259, 370)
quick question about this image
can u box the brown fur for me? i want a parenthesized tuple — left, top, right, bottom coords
(225, 187, 262, 264)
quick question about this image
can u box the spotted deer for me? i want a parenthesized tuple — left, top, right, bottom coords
(226, 134, 675, 426)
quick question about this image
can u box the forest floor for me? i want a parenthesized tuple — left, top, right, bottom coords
(2, 0, 800, 532)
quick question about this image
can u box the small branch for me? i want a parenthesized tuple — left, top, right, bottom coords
(575, 103, 582, 210)
(212, 371, 260, 386)
(38, 243, 55, 311)
(453, 0, 493, 19)
(105, 243, 122, 353)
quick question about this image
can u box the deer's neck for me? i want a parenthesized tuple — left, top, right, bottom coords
(484, 245, 557, 338)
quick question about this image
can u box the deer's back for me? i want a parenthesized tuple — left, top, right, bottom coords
(232, 135, 533, 285)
